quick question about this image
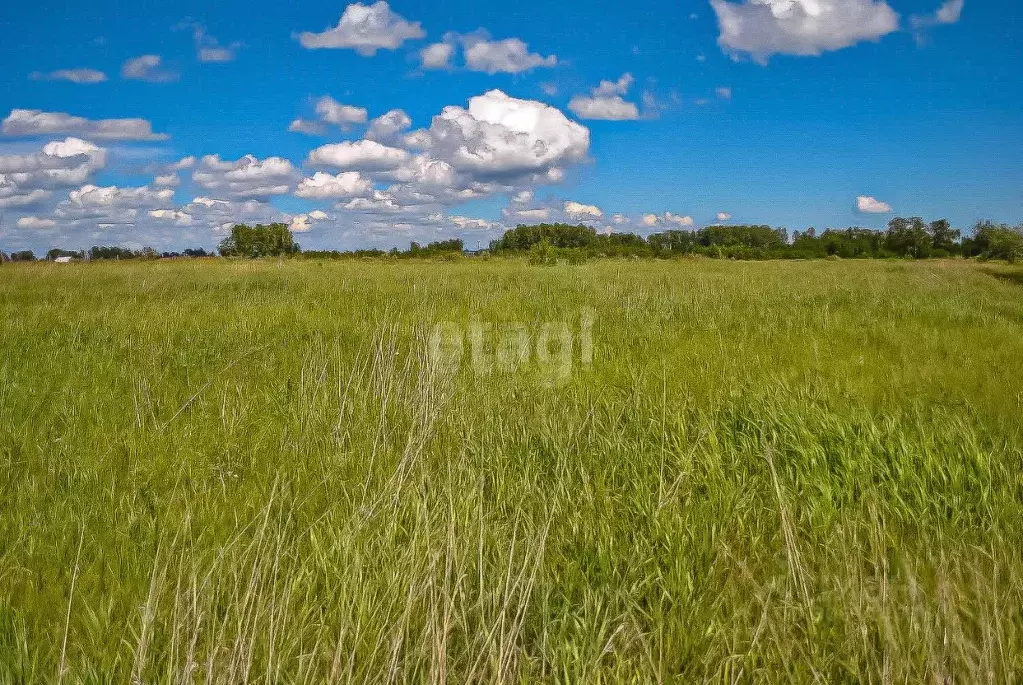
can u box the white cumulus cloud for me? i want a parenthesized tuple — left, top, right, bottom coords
(0, 186, 50, 209)
(16, 216, 57, 228)
(856, 195, 892, 213)
(53, 183, 175, 224)
(2, 109, 168, 141)
(315, 96, 368, 126)
(462, 34, 557, 74)
(569, 73, 640, 121)
(710, 0, 900, 63)
(192, 154, 298, 198)
(366, 109, 412, 142)
(148, 209, 195, 225)
(0, 138, 107, 210)
(506, 207, 551, 222)
(665, 212, 695, 226)
(423, 89, 589, 179)
(640, 212, 695, 227)
(420, 42, 454, 69)
(306, 139, 410, 170)
(295, 171, 374, 199)
(297, 2, 425, 55)
(153, 173, 180, 187)
(289, 210, 333, 232)
(564, 200, 603, 219)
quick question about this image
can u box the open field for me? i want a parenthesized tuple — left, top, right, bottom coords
(1, 258, 1022, 682)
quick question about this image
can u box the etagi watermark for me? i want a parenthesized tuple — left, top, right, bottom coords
(428, 308, 595, 385)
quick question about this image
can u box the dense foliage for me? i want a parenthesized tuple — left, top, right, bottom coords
(217, 222, 300, 258)
(9, 250, 35, 262)
(300, 239, 465, 260)
(5, 218, 1023, 264)
(492, 218, 1023, 262)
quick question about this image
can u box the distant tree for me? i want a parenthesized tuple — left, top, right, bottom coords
(491, 224, 599, 251)
(527, 237, 557, 265)
(928, 219, 961, 255)
(218, 223, 300, 257)
(183, 248, 209, 257)
(90, 245, 139, 260)
(700, 224, 787, 250)
(46, 248, 83, 261)
(10, 250, 35, 262)
(648, 230, 700, 255)
(885, 217, 932, 258)
(967, 221, 1023, 263)
(820, 228, 887, 258)
(405, 239, 463, 257)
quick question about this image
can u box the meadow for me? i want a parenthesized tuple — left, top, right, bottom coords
(1, 257, 1022, 683)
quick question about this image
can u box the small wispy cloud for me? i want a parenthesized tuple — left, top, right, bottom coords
(29, 68, 107, 84)
(121, 55, 178, 83)
(176, 21, 242, 62)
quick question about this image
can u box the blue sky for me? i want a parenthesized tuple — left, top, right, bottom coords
(0, 0, 1020, 252)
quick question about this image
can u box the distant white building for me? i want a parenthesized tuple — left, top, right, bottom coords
(54, 256, 74, 264)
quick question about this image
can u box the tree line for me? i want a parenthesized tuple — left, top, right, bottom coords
(492, 218, 1023, 263)
(3, 218, 1022, 264)
(1, 246, 212, 262)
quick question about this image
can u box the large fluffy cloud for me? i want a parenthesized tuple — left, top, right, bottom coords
(0, 138, 107, 209)
(0, 137, 106, 175)
(297, 2, 425, 55)
(5, 92, 589, 250)
(569, 73, 640, 121)
(54, 184, 175, 224)
(710, 0, 900, 63)
(298, 91, 590, 222)
(2, 109, 168, 141)
(423, 89, 589, 179)
(192, 154, 298, 198)
(390, 155, 459, 189)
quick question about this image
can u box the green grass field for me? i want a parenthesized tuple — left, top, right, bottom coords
(1, 258, 1022, 683)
